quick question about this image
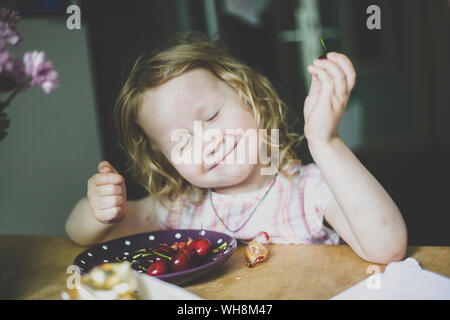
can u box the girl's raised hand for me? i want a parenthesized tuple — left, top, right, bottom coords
(87, 161, 127, 224)
(303, 52, 356, 148)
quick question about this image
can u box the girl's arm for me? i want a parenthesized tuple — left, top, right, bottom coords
(310, 137, 408, 264)
(65, 197, 114, 246)
(66, 161, 160, 246)
(65, 195, 160, 246)
(100, 195, 161, 242)
(303, 52, 407, 264)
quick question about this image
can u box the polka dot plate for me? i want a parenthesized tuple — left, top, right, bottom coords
(73, 229, 237, 286)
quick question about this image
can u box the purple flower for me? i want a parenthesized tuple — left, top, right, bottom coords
(0, 8, 58, 95)
(23, 51, 58, 93)
(0, 49, 13, 73)
(0, 8, 21, 24)
(0, 8, 22, 48)
(0, 20, 22, 47)
(12, 58, 27, 85)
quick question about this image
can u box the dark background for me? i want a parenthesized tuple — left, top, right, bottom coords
(6, 0, 449, 245)
(82, 0, 450, 246)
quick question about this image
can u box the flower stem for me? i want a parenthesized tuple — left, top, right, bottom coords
(0, 78, 31, 112)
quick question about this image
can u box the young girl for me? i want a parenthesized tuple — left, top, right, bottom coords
(65, 32, 407, 264)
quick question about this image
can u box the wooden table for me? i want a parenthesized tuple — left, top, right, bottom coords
(0, 235, 449, 300)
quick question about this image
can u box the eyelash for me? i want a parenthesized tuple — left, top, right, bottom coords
(206, 110, 220, 122)
(181, 108, 221, 150)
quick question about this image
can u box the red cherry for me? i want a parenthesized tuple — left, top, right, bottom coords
(150, 245, 175, 263)
(147, 260, 168, 276)
(153, 245, 175, 260)
(179, 246, 197, 261)
(156, 244, 176, 256)
(170, 250, 191, 272)
(189, 238, 211, 259)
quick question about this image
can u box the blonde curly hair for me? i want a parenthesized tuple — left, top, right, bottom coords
(113, 32, 305, 211)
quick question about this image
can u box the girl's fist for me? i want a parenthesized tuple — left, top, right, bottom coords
(303, 52, 356, 147)
(87, 161, 127, 224)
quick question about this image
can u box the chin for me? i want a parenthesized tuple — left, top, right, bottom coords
(181, 163, 256, 189)
(207, 163, 256, 189)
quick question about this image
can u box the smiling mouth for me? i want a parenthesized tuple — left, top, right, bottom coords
(209, 138, 240, 170)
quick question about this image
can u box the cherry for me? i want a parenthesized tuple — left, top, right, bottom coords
(180, 246, 196, 257)
(189, 238, 211, 259)
(140, 238, 215, 275)
(147, 260, 169, 276)
(171, 241, 188, 250)
(179, 246, 197, 263)
(155, 244, 176, 256)
(177, 242, 187, 249)
(170, 250, 191, 272)
(153, 245, 175, 261)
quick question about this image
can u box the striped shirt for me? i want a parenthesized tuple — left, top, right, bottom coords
(155, 162, 341, 244)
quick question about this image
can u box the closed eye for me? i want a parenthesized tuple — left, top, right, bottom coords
(206, 109, 220, 122)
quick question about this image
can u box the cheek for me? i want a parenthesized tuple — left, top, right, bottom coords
(223, 105, 259, 134)
(172, 163, 208, 187)
(231, 113, 260, 149)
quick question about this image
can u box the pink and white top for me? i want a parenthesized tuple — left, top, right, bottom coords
(155, 162, 341, 245)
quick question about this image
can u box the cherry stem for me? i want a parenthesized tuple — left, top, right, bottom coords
(151, 250, 172, 261)
(212, 241, 228, 253)
(319, 37, 327, 55)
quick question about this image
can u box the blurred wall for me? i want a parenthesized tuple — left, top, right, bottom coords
(0, 17, 102, 236)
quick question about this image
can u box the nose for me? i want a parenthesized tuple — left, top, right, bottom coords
(203, 133, 223, 159)
(203, 134, 239, 170)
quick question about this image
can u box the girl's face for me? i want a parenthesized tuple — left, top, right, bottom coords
(137, 68, 264, 189)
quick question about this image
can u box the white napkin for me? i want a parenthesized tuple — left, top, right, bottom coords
(330, 257, 450, 300)
(135, 271, 202, 300)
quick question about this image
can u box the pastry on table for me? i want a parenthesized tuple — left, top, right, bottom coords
(64, 262, 139, 300)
